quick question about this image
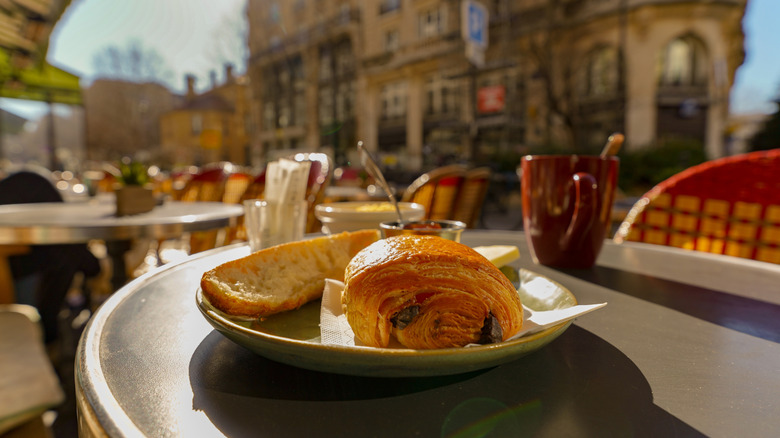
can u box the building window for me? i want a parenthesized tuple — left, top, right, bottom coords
(278, 101, 291, 127)
(244, 114, 252, 137)
(319, 48, 332, 81)
(291, 56, 306, 126)
(191, 114, 202, 135)
(384, 29, 399, 53)
(380, 0, 400, 15)
(270, 35, 281, 50)
(319, 86, 334, 126)
(380, 81, 407, 120)
(294, 93, 306, 127)
(269, 2, 281, 23)
(418, 6, 447, 40)
(424, 74, 457, 116)
(583, 46, 618, 97)
(658, 35, 708, 87)
(336, 82, 354, 120)
(263, 102, 275, 129)
(279, 68, 290, 89)
(334, 40, 354, 78)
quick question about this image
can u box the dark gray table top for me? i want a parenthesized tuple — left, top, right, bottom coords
(76, 230, 780, 437)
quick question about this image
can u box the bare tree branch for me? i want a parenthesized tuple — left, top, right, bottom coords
(92, 39, 175, 87)
(206, 3, 248, 75)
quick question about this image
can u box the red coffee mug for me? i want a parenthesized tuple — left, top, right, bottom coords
(520, 155, 619, 268)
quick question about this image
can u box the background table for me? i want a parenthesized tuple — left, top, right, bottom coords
(0, 201, 243, 245)
(76, 230, 780, 437)
(0, 200, 243, 292)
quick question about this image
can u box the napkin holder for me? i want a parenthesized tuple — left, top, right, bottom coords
(115, 185, 156, 216)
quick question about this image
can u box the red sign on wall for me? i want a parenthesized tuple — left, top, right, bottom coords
(477, 85, 505, 114)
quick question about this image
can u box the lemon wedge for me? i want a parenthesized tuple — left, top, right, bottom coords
(473, 245, 521, 268)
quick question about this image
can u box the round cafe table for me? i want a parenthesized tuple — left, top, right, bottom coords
(75, 230, 780, 437)
(0, 200, 244, 291)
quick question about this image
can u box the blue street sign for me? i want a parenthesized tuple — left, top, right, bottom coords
(468, 3, 485, 46)
(463, 0, 488, 49)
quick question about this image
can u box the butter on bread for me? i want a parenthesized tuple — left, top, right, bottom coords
(201, 229, 379, 318)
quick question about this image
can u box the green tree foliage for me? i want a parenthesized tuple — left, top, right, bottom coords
(618, 138, 707, 195)
(749, 102, 780, 152)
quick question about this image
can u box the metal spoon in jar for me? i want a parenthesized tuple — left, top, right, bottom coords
(357, 141, 404, 224)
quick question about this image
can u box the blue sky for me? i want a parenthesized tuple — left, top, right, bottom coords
(1, 0, 245, 119)
(730, 0, 780, 114)
(1, 0, 778, 120)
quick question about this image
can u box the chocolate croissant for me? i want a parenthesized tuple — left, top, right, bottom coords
(343, 235, 523, 349)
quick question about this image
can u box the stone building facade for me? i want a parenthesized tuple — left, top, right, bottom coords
(83, 79, 177, 162)
(246, 0, 747, 171)
(159, 65, 252, 167)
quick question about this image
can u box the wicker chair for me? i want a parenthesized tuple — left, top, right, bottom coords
(614, 149, 780, 264)
(175, 163, 231, 202)
(224, 171, 266, 244)
(222, 171, 252, 205)
(401, 165, 491, 228)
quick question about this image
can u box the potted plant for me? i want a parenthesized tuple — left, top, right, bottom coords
(114, 158, 156, 216)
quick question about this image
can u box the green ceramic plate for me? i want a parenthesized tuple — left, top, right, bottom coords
(196, 269, 577, 377)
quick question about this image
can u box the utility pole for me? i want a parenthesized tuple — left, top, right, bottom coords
(462, 0, 488, 161)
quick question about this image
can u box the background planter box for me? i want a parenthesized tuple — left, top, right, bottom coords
(115, 186, 156, 216)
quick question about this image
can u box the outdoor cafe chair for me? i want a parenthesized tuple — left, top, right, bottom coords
(222, 170, 253, 205)
(178, 163, 235, 254)
(224, 170, 266, 244)
(0, 171, 101, 343)
(401, 164, 491, 228)
(142, 163, 235, 270)
(175, 162, 231, 203)
(614, 148, 780, 264)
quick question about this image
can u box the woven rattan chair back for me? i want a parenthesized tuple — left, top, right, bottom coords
(401, 164, 491, 228)
(614, 148, 780, 264)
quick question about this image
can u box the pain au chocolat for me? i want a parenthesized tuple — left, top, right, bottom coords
(343, 235, 523, 349)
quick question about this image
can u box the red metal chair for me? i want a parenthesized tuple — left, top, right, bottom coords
(614, 149, 780, 264)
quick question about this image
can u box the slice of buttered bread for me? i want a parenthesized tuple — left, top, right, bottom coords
(201, 229, 380, 318)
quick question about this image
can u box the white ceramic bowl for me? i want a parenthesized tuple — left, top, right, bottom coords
(315, 201, 426, 234)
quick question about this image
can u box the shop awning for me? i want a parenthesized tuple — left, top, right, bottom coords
(0, 0, 80, 104)
(0, 48, 81, 104)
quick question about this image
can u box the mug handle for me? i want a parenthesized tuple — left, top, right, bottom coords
(561, 172, 598, 249)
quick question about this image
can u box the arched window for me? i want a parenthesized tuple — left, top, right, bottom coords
(658, 35, 708, 86)
(581, 46, 619, 97)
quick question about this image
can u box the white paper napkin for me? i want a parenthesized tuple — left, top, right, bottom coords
(265, 159, 311, 204)
(320, 279, 362, 346)
(320, 279, 607, 347)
